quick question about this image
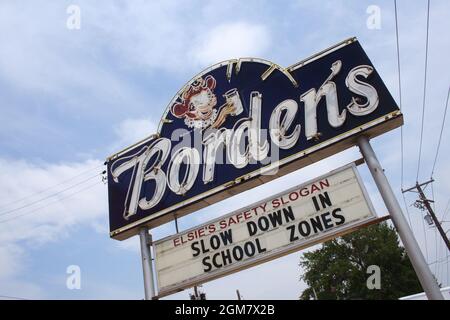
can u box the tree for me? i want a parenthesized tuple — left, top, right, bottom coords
(299, 222, 423, 300)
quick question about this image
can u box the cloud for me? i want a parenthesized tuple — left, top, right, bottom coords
(0, 244, 24, 280)
(0, 2, 143, 105)
(0, 244, 46, 299)
(113, 118, 158, 150)
(0, 158, 106, 246)
(191, 22, 271, 66)
(0, 116, 171, 298)
(0, 2, 270, 95)
(0, 157, 108, 298)
(0, 116, 159, 246)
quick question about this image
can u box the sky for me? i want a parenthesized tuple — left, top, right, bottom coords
(0, 0, 449, 300)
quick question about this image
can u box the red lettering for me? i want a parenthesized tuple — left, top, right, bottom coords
(299, 187, 309, 197)
(228, 216, 237, 226)
(260, 203, 268, 213)
(219, 220, 228, 229)
(289, 191, 299, 201)
(272, 198, 281, 208)
(311, 183, 320, 193)
(320, 179, 330, 189)
(281, 196, 290, 205)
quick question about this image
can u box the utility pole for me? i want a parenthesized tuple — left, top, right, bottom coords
(357, 136, 443, 300)
(402, 179, 450, 251)
(139, 227, 156, 300)
(236, 289, 242, 300)
(190, 285, 206, 300)
(194, 286, 199, 298)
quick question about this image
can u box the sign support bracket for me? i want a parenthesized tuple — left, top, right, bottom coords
(357, 135, 443, 300)
(139, 227, 156, 300)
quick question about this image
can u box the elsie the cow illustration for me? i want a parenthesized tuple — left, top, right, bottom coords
(170, 75, 243, 129)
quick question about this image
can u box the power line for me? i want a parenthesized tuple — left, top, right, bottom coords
(416, 0, 431, 182)
(445, 245, 449, 285)
(428, 256, 449, 266)
(402, 193, 413, 227)
(0, 171, 103, 217)
(0, 163, 104, 210)
(431, 181, 439, 276)
(394, 0, 415, 229)
(422, 217, 429, 262)
(394, 0, 405, 188)
(441, 198, 450, 223)
(0, 180, 102, 224)
(435, 233, 442, 277)
(430, 87, 450, 178)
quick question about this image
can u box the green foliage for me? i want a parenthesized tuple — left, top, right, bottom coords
(299, 222, 423, 300)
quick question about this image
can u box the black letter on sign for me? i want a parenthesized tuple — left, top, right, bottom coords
(268, 210, 283, 227)
(298, 221, 311, 237)
(255, 238, 267, 253)
(319, 192, 332, 209)
(286, 225, 298, 242)
(312, 192, 332, 211)
(191, 241, 200, 257)
(332, 208, 345, 225)
(310, 215, 324, 233)
(202, 256, 212, 272)
(247, 221, 258, 236)
(282, 206, 295, 223)
(220, 229, 233, 246)
(312, 196, 321, 211)
(321, 212, 333, 229)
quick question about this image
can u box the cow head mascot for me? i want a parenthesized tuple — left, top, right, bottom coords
(170, 75, 218, 128)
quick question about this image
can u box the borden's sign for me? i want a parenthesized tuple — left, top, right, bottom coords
(106, 37, 402, 240)
(154, 163, 377, 297)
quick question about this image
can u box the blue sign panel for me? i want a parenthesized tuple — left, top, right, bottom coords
(107, 38, 402, 240)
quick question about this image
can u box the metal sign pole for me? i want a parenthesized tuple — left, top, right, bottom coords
(357, 136, 443, 300)
(139, 227, 156, 300)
